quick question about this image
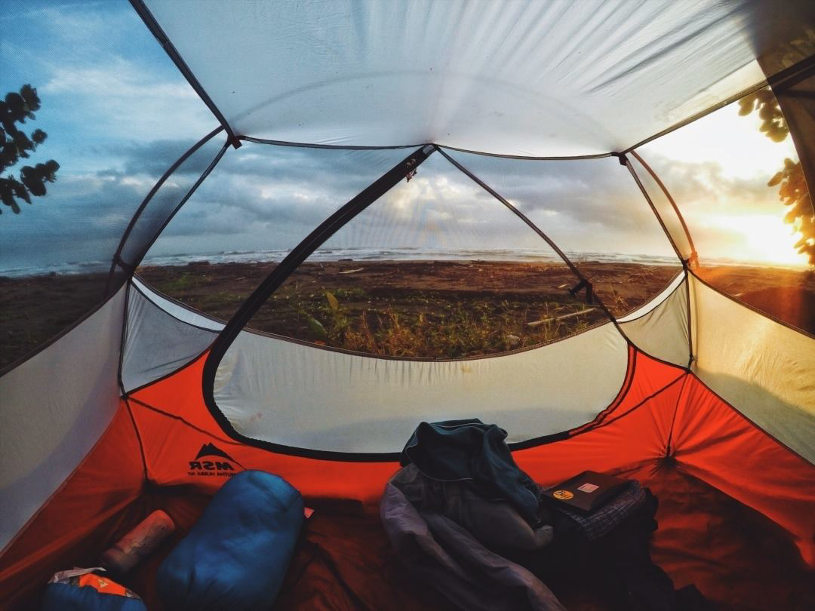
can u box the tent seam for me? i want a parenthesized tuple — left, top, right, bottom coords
(686, 371, 815, 467)
(664, 373, 691, 458)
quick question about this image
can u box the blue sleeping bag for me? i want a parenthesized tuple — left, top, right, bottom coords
(157, 470, 304, 611)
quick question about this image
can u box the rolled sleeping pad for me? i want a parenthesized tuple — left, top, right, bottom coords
(101, 510, 176, 575)
(157, 470, 304, 611)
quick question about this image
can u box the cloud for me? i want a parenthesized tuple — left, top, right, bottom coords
(139, 144, 685, 259)
(15, 130, 787, 276)
(442, 150, 670, 249)
(40, 59, 213, 145)
(642, 154, 783, 215)
(2, 0, 215, 180)
(117, 138, 226, 178)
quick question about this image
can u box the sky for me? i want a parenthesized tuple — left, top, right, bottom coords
(0, 0, 809, 276)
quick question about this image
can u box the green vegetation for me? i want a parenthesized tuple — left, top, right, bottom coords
(133, 260, 685, 359)
(259, 286, 602, 358)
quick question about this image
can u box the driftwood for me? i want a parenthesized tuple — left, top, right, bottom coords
(526, 308, 597, 327)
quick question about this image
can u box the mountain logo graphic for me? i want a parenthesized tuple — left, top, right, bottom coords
(195, 442, 237, 462)
(188, 442, 244, 475)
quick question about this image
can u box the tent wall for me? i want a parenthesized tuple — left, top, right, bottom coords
(618, 272, 690, 367)
(126, 265, 691, 455)
(0, 402, 144, 610)
(122, 278, 222, 393)
(129, 341, 815, 566)
(121, 277, 815, 563)
(516, 350, 815, 567)
(128, 355, 398, 499)
(690, 274, 815, 464)
(0, 286, 128, 552)
(213, 322, 628, 453)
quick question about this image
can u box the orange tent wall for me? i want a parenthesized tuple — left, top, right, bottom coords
(3, 344, 814, 608)
(516, 351, 815, 567)
(127, 354, 400, 500)
(0, 403, 144, 609)
(130, 347, 815, 565)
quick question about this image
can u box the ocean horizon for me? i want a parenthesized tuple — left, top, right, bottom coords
(0, 247, 806, 278)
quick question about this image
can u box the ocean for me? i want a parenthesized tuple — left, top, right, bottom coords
(0, 247, 802, 278)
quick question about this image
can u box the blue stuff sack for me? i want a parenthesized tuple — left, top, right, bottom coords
(157, 470, 304, 611)
(41, 571, 146, 611)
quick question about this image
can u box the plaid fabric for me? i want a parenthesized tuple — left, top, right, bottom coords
(553, 481, 647, 540)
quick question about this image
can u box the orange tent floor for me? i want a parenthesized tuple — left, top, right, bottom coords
(10, 461, 814, 611)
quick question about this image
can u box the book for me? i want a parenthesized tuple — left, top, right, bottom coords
(544, 470, 628, 514)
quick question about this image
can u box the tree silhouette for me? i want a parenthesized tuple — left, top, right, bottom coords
(739, 89, 815, 265)
(0, 84, 60, 215)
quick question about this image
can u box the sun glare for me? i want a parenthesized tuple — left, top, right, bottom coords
(711, 213, 809, 267)
(647, 104, 799, 181)
(643, 92, 812, 268)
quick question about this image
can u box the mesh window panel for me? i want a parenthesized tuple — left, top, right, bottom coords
(118, 131, 227, 271)
(626, 152, 695, 262)
(0, 2, 212, 371)
(638, 88, 814, 335)
(245, 152, 606, 359)
(438, 150, 683, 319)
(136, 143, 414, 322)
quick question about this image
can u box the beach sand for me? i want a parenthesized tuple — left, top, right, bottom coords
(2, 260, 812, 369)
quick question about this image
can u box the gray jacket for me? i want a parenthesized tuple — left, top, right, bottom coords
(381, 465, 565, 611)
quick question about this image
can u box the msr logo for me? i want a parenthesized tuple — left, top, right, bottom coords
(188, 443, 244, 477)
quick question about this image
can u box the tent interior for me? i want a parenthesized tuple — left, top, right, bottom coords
(1, 0, 815, 609)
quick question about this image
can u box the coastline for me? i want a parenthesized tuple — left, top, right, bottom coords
(2, 259, 812, 369)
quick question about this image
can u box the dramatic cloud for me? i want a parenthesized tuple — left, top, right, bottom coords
(144, 145, 679, 260)
(0, 1, 215, 274)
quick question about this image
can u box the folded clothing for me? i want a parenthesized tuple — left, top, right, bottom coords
(550, 480, 647, 540)
(157, 470, 304, 611)
(381, 478, 565, 611)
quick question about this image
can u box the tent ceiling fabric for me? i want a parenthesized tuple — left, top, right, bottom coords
(140, 0, 815, 157)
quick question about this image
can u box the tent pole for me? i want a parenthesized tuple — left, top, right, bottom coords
(105, 127, 226, 296)
(621, 153, 696, 367)
(435, 147, 618, 321)
(202, 145, 436, 419)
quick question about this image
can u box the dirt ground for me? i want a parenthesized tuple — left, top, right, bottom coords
(2, 260, 812, 368)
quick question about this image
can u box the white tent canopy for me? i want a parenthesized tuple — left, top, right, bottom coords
(141, 0, 815, 156)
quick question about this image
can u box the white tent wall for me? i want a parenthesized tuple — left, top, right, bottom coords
(213, 322, 629, 453)
(618, 272, 690, 368)
(690, 275, 815, 463)
(0, 286, 128, 552)
(125, 270, 695, 456)
(123, 262, 692, 455)
(122, 278, 221, 393)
